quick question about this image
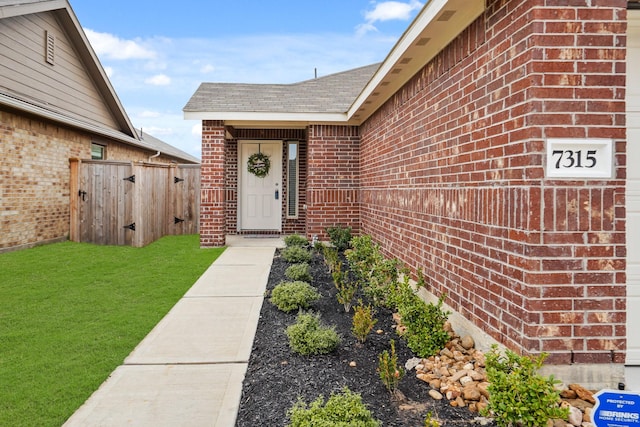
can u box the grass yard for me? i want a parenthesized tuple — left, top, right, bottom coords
(0, 235, 224, 427)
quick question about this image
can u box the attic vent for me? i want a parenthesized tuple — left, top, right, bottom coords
(437, 10, 456, 21)
(45, 31, 55, 65)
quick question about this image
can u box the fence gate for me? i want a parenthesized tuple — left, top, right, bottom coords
(69, 159, 200, 247)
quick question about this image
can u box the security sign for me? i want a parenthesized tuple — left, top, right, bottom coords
(593, 389, 640, 427)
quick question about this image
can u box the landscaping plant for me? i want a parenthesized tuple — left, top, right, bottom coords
(377, 340, 404, 395)
(284, 234, 309, 248)
(352, 301, 377, 343)
(282, 245, 313, 263)
(270, 281, 320, 313)
(322, 245, 340, 273)
(333, 263, 358, 312)
(390, 276, 451, 358)
(287, 387, 380, 427)
(285, 263, 313, 283)
(286, 312, 341, 355)
(325, 225, 352, 251)
(481, 344, 569, 427)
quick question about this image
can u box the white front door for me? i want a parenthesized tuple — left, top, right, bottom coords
(239, 141, 282, 231)
(627, 10, 640, 366)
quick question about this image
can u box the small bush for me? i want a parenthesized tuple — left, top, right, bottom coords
(287, 387, 380, 427)
(333, 263, 357, 312)
(282, 246, 313, 263)
(326, 225, 352, 251)
(346, 235, 398, 307)
(481, 345, 569, 427)
(352, 301, 377, 343)
(322, 245, 340, 273)
(285, 263, 312, 282)
(378, 340, 404, 395)
(270, 281, 320, 313)
(390, 277, 451, 358)
(284, 234, 309, 248)
(286, 312, 341, 355)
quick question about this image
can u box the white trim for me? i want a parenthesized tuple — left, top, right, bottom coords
(286, 141, 300, 219)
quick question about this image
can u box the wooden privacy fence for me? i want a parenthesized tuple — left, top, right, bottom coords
(69, 159, 200, 247)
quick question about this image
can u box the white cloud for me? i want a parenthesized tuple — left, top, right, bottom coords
(145, 74, 171, 86)
(191, 123, 202, 136)
(139, 110, 161, 118)
(103, 66, 114, 77)
(200, 64, 216, 74)
(357, 1, 423, 35)
(84, 28, 156, 60)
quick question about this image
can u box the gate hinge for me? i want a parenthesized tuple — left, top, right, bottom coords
(174, 217, 185, 224)
(123, 175, 135, 183)
(123, 223, 136, 231)
(174, 176, 184, 184)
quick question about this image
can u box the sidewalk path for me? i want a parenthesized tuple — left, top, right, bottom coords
(64, 236, 284, 427)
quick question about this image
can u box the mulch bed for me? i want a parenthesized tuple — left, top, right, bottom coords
(235, 248, 494, 426)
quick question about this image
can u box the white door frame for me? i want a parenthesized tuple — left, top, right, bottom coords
(237, 140, 283, 231)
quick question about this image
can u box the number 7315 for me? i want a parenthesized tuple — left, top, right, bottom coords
(552, 149, 597, 169)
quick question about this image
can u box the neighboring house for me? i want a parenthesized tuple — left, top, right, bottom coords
(0, 0, 198, 252)
(187, 0, 635, 387)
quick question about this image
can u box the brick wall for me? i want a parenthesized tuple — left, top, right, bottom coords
(200, 120, 226, 247)
(1, 109, 173, 252)
(359, 0, 627, 364)
(306, 125, 361, 240)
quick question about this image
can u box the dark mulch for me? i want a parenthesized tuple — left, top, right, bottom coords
(235, 249, 490, 426)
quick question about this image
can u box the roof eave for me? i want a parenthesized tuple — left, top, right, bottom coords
(348, 0, 486, 124)
(184, 111, 351, 128)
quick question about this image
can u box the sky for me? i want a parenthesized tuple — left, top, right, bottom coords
(68, 0, 425, 159)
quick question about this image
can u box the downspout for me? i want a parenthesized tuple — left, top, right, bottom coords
(148, 151, 161, 162)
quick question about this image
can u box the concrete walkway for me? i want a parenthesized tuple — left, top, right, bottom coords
(64, 236, 284, 427)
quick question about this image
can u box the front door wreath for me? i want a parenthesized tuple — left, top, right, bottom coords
(247, 152, 271, 178)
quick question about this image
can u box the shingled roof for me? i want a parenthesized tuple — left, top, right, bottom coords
(184, 63, 380, 115)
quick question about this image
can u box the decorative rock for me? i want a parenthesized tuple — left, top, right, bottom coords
(376, 329, 384, 335)
(477, 382, 491, 399)
(349, 361, 357, 367)
(461, 335, 475, 349)
(469, 370, 486, 381)
(455, 396, 466, 407)
(473, 416, 493, 426)
(459, 375, 474, 386)
(561, 389, 578, 399)
(440, 348, 454, 358)
(417, 373, 433, 383)
(429, 389, 443, 400)
(569, 384, 595, 404)
(450, 369, 469, 382)
(568, 405, 582, 426)
(429, 379, 441, 390)
(405, 357, 422, 371)
(463, 384, 482, 401)
(463, 362, 475, 371)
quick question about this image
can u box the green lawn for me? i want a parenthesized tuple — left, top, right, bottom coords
(0, 235, 224, 427)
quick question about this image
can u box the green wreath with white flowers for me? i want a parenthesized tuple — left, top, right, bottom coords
(247, 152, 271, 178)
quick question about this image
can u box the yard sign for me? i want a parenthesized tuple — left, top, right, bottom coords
(593, 389, 640, 427)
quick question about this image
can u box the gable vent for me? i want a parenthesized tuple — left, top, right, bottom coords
(45, 31, 55, 65)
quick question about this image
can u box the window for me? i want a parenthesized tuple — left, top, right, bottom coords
(287, 142, 299, 218)
(91, 143, 105, 160)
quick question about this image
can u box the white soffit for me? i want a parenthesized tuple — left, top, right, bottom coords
(349, 0, 486, 124)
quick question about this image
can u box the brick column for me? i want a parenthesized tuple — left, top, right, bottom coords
(306, 125, 361, 240)
(200, 120, 226, 247)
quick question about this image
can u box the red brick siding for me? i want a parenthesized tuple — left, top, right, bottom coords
(1, 109, 181, 251)
(200, 120, 226, 247)
(306, 125, 361, 240)
(359, 0, 626, 363)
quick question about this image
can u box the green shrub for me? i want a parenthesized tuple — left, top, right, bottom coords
(390, 277, 450, 358)
(287, 387, 380, 427)
(270, 281, 320, 313)
(285, 263, 312, 282)
(334, 264, 357, 313)
(325, 225, 352, 251)
(378, 340, 404, 395)
(322, 245, 340, 273)
(286, 312, 341, 355)
(352, 301, 377, 343)
(282, 246, 313, 263)
(284, 234, 309, 248)
(481, 345, 569, 427)
(346, 235, 398, 307)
